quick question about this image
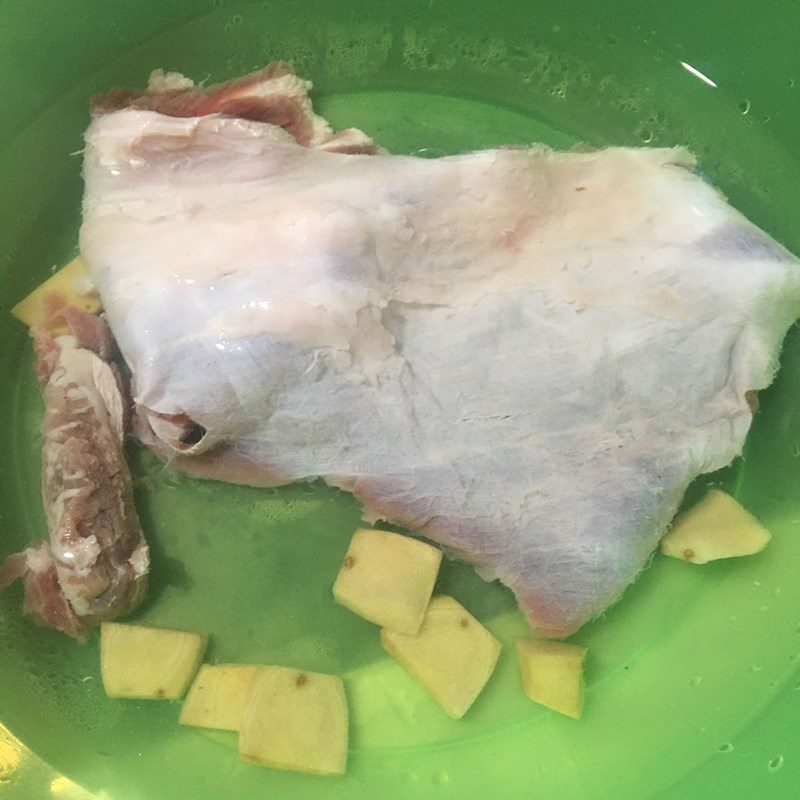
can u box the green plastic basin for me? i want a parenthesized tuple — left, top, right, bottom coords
(1, 1, 799, 798)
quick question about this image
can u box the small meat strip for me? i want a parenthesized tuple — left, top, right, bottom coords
(1, 303, 148, 639)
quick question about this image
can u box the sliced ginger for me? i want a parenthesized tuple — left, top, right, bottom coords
(516, 638, 587, 719)
(333, 528, 442, 634)
(100, 622, 207, 700)
(239, 666, 348, 776)
(661, 488, 771, 564)
(179, 664, 260, 730)
(11, 256, 100, 332)
(380, 595, 501, 719)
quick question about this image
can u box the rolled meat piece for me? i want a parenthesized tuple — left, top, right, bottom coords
(1, 305, 148, 639)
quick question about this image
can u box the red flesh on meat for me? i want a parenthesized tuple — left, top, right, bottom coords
(90, 63, 380, 153)
(2, 303, 148, 639)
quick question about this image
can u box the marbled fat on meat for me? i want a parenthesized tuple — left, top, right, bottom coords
(1, 312, 148, 638)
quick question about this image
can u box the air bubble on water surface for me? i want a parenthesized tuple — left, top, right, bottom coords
(738, 99, 751, 115)
(433, 772, 451, 786)
(232, 14, 243, 25)
(768, 755, 784, 773)
(616, 93, 639, 114)
(639, 129, 654, 143)
(718, 742, 734, 753)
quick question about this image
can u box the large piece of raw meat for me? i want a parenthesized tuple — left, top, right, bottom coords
(77, 66, 800, 638)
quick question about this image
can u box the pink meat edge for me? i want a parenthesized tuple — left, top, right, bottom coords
(133, 406, 296, 488)
(41, 292, 118, 360)
(89, 62, 380, 154)
(0, 543, 87, 641)
(331, 473, 581, 639)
